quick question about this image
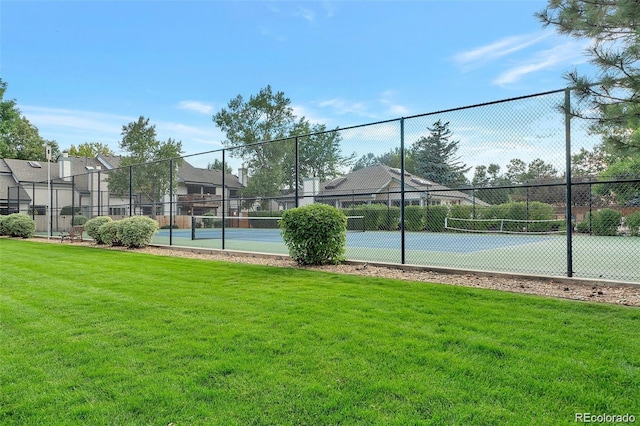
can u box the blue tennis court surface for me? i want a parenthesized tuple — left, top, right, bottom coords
(156, 228, 556, 254)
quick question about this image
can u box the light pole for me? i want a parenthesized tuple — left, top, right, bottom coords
(44, 144, 51, 239)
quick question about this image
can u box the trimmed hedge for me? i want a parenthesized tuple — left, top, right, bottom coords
(71, 215, 88, 226)
(280, 204, 347, 265)
(118, 216, 159, 248)
(577, 209, 623, 236)
(426, 206, 449, 232)
(86, 216, 158, 247)
(405, 206, 426, 231)
(246, 211, 283, 229)
(343, 204, 400, 231)
(85, 216, 114, 242)
(0, 215, 7, 236)
(60, 205, 81, 216)
(97, 221, 122, 246)
(3, 213, 36, 238)
(592, 209, 622, 236)
(627, 211, 640, 237)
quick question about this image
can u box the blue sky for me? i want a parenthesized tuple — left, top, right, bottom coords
(1, 0, 594, 169)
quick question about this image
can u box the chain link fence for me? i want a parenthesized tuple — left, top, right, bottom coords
(6, 88, 639, 282)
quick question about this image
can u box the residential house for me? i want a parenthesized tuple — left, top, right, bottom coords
(1, 154, 245, 231)
(279, 164, 488, 209)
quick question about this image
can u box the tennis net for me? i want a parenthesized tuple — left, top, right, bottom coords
(444, 217, 567, 235)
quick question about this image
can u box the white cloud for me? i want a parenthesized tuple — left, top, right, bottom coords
(156, 121, 224, 147)
(317, 98, 375, 118)
(295, 5, 315, 22)
(493, 40, 589, 86)
(379, 90, 410, 117)
(322, 1, 336, 18)
(22, 105, 130, 135)
(291, 104, 332, 125)
(453, 32, 552, 70)
(20, 105, 224, 156)
(314, 91, 411, 122)
(177, 100, 214, 115)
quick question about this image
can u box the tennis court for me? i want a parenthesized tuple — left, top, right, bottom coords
(152, 226, 640, 283)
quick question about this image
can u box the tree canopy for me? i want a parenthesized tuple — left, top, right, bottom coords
(68, 142, 114, 158)
(212, 86, 351, 205)
(412, 120, 470, 187)
(537, 0, 640, 154)
(207, 159, 232, 174)
(107, 117, 183, 215)
(0, 78, 59, 161)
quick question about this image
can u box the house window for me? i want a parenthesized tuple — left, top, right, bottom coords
(109, 207, 126, 216)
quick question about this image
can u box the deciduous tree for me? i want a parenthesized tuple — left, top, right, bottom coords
(107, 116, 183, 216)
(0, 79, 58, 160)
(68, 142, 114, 158)
(213, 86, 350, 206)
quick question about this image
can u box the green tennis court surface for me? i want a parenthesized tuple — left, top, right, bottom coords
(153, 230, 640, 283)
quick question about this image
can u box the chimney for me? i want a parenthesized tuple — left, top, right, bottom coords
(300, 177, 320, 206)
(238, 166, 248, 186)
(59, 152, 71, 181)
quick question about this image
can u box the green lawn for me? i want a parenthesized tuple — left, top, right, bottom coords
(1, 239, 639, 425)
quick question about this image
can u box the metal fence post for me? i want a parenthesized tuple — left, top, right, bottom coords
(97, 170, 101, 217)
(295, 136, 299, 208)
(129, 165, 133, 216)
(400, 118, 406, 265)
(31, 183, 35, 219)
(221, 150, 226, 250)
(565, 88, 573, 277)
(17, 185, 21, 214)
(169, 158, 173, 246)
(71, 175, 76, 226)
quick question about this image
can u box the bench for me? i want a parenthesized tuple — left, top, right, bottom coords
(60, 225, 84, 243)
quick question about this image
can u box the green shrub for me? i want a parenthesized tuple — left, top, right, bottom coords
(200, 212, 218, 228)
(576, 221, 589, 233)
(71, 215, 88, 226)
(425, 206, 448, 232)
(3, 213, 36, 238)
(405, 206, 426, 231)
(346, 204, 400, 231)
(160, 224, 180, 229)
(449, 205, 474, 220)
(60, 205, 81, 216)
(0, 215, 7, 236)
(97, 221, 122, 246)
(280, 204, 347, 265)
(85, 216, 113, 242)
(244, 211, 282, 229)
(591, 208, 622, 236)
(117, 216, 159, 248)
(247, 211, 283, 218)
(626, 211, 640, 237)
(476, 201, 557, 232)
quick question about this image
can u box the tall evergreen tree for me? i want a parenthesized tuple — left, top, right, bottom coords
(411, 120, 469, 186)
(537, 0, 640, 154)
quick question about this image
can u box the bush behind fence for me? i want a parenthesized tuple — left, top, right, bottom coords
(6, 87, 640, 282)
